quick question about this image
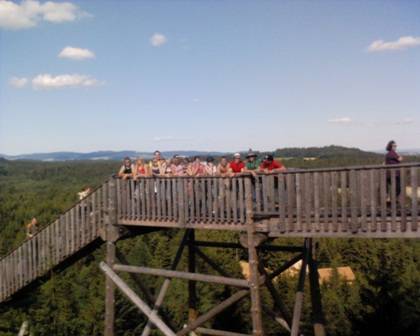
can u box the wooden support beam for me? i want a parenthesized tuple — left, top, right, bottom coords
(196, 327, 251, 336)
(100, 262, 177, 336)
(290, 239, 310, 336)
(268, 254, 303, 280)
(194, 247, 230, 278)
(188, 230, 198, 322)
(115, 250, 177, 332)
(193, 240, 302, 253)
(141, 230, 190, 336)
(113, 264, 249, 288)
(245, 177, 264, 336)
(257, 257, 292, 328)
(105, 178, 118, 336)
(177, 290, 249, 336)
(104, 244, 116, 336)
(308, 239, 326, 336)
(115, 250, 155, 306)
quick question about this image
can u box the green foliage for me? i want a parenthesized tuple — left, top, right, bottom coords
(0, 156, 420, 335)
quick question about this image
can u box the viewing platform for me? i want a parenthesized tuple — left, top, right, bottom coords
(1, 162, 419, 336)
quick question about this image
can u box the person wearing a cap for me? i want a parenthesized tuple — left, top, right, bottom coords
(229, 153, 245, 175)
(244, 151, 260, 175)
(259, 154, 286, 173)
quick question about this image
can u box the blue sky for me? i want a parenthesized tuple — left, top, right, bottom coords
(0, 0, 419, 155)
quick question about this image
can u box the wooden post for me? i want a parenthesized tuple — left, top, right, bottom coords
(188, 230, 198, 322)
(244, 177, 264, 336)
(105, 179, 118, 336)
(290, 239, 309, 336)
(105, 241, 116, 336)
(308, 239, 326, 336)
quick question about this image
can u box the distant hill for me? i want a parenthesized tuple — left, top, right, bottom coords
(273, 145, 382, 159)
(0, 150, 229, 162)
(0, 146, 384, 162)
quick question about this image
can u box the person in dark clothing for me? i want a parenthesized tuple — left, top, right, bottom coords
(385, 140, 402, 197)
(118, 157, 134, 179)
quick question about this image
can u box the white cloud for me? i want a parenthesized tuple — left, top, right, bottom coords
(0, 0, 89, 30)
(367, 36, 420, 52)
(58, 46, 95, 60)
(150, 33, 167, 47)
(9, 76, 28, 88)
(32, 74, 102, 89)
(328, 117, 352, 124)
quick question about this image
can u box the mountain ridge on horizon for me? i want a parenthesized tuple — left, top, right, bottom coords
(0, 145, 406, 162)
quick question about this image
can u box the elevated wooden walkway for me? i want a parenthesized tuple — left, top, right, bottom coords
(1, 162, 419, 335)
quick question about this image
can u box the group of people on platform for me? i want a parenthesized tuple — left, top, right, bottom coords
(118, 150, 286, 180)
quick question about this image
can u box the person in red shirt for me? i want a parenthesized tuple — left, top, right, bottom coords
(229, 153, 245, 174)
(259, 154, 286, 173)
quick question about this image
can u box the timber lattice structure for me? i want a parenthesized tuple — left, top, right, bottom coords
(1, 162, 420, 335)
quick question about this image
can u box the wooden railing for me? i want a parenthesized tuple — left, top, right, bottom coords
(256, 163, 420, 236)
(116, 163, 420, 236)
(0, 181, 111, 303)
(116, 176, 250, 229)
(1, 163, 420, 303)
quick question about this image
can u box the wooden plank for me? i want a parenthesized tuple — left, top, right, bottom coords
(350, 170, 358, 233)
(144, 179, 150, 220)
(230, 178, 236, 223)
(91, 191, 97, 239)
(305, 173, 313, 232)
(167, 179, 173, 221)
(278, 174, 286, 232)
(178, 179, 185, 225)
(286, 174, 295, 233)
(141, 179, 147, 220)
(390, 169, 397, 232)
(104, 182, 110, 229)
(156, 179, 162, 220)
(71, 207, 77, 253)
(360, 170, 368, 232)
(54, 220, 60, 264)
(131, 179, 136, 220)
(45, 225, 51, 271)
(184, 178, 190, 222)
(239, 178, 245, 224)
(65, 211, 71, 257)
(331, 172, 338, 232)
(411, 167, 418, 232)
(200, 179, 206, 222)
(116, 179, 121, 219)
(255, 176, 262, 213)
(261, 175, 269, 214)
(172, 179, 178, 221)
(295, 173, 303, 232)
(206, 178, 213, 222)
(313, 172, 321, 232)
(267, 175, 275, 213)
(219, 179, 226, 223)
(380, 169, 388, 232)
(400, 168, 407, 232)
(340, 171, 347, 233)
(73, 203, 82, 251)
(28, 238, 34, 282)
(323, 172, 330, 232)
(81, 201, 86, 247)
(369, 170, 377, 233)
